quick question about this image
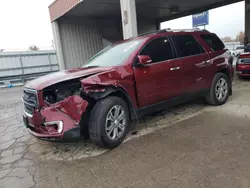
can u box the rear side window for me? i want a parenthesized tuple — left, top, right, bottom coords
(200, 34, 225, 51)
(140, 37, 174, 63)
(171, 35, 205, 58)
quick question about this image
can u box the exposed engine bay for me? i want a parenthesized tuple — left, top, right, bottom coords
(43, 80, 82, 104)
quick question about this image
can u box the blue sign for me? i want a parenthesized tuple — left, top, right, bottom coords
(192, 11, 209, 27)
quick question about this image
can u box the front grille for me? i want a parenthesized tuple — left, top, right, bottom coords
(241, 59, 250, 64)
(23, 88, 38, 116)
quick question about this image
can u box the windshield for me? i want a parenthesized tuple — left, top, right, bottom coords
(82, 39, 143, 67)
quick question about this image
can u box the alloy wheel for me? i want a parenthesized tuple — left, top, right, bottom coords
(105, 105, 126, 140)
(215, 78, 228, 102)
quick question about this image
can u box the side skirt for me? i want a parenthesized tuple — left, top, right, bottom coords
(136, 89, 209, 118)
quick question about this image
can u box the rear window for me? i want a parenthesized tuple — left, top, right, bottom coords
(171, 35, 205, 58)
(200, 34, 225, 51)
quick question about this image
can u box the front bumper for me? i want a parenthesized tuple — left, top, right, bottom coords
(23, 95, 89, 142)
(27, 125, 81, 141)
(23, 113, 81, 142)
(236, 64, 250, 77)
(237, 72, 250, 77)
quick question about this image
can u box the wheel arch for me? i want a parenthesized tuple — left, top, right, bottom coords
(216, 68, 232, 95)
(79, 86, 138, 137)
(96, 86, 138, 121)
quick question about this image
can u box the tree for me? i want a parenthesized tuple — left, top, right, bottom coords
(235, 31, 245, 44)
(0, 49, 4, 52)
(28, 45, 39, 51)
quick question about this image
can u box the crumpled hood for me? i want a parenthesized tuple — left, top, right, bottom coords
(25, 67, 113, 91)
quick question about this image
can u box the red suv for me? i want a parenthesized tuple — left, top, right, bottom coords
(23, 29, 233, 148)
(236, 52, 250, 78)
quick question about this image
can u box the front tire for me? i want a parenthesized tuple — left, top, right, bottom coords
(206, 73, 230, 106)
(89, 96, 129, 148)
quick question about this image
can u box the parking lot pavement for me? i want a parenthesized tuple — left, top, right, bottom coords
(0, 78, 250, 188)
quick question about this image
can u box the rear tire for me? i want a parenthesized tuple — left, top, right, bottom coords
(206, 73, 230, 106)
(88, 96, 129, 148)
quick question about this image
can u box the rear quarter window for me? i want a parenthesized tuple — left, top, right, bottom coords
(200, 34, 225, 51)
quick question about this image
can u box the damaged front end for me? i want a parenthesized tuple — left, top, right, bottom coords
(23, 80, 90, 141)
(23, 66, 136, 142)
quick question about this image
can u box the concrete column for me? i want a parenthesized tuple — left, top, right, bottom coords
(245, 0, 250, 45)
(51, 21, 65, 70)
(120, 0, 138, 39)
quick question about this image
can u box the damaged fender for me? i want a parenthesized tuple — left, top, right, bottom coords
(80, 68, 139, 120)
(80, 67, 134, 101)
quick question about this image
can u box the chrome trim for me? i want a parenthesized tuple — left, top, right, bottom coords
(23, 88, 39, 117)
(23, 88, 39, 108)
(24, 87, 37, 92)
(22, 98, 35, 107)
(170, 67, 180, 71)
(23, 111, 33, 118)
(22, 98, 34, 118)
(196, 60, 212, 67)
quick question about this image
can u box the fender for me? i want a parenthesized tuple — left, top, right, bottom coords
(80, 67, 139, 121)
(80, 81, 138, 121)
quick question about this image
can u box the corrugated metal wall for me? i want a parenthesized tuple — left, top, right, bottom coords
(59, 18, 103, 69)
(137, 19, 157, 35)
(56, 17, 157, 69)
(0, 50, 58, 77)
(96, 19, 123, 43)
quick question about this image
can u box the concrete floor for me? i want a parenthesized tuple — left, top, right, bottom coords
(0, 78, 250, 188)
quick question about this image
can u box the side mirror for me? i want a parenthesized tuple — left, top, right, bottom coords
(138, 55, 152, 66)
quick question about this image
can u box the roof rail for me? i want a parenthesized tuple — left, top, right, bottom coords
(157, 28, 210, 33)
(137, 30, 159, 37)
(135, 28, 210, 38)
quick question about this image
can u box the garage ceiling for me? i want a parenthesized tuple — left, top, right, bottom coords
(52, 0, 243, 22)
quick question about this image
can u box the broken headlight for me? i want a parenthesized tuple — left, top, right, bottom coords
(44, 82, 81, 104)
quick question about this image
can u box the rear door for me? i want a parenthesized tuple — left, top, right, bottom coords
(199, 34, 229, 83)
(170, 34, 211, 93)
(133, 37, 183, 108)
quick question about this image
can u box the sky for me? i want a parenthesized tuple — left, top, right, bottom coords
(0, 0, 54, 51)
(161, 1, 245, 38)
(0, 1, 245, 51)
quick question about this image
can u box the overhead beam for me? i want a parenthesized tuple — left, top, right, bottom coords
(49, 0, 81, 21)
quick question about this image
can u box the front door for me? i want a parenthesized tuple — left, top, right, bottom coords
(134, 37, 183, 108)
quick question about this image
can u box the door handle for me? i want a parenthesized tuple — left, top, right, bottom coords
(170, 67, 181, 71)
(202, 60, 212, 65)
(195, 60, 212, 67)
